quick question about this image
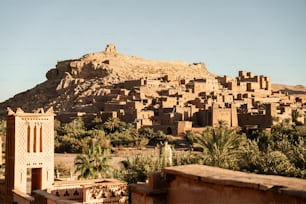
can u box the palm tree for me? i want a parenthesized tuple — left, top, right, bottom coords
(194, 122, 244, 169)
(217, 120, 228, 129)
(104, 117, 121, 133)
(74, 143, 111, 179)
(183, 130, 199, 149)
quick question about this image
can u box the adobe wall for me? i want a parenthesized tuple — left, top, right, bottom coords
(211, 108, 232, 127)
(177, 121, 192, 136)
(0, 180, 4, 201)
(238, 113, 270, 129)
(166, 175, 303, 204)
(151, 125, 178, 136)
(157, 113, 182, 126)
(196, 110, 211, 127)
(161, 97, 177, 109)
(12, 189, 34, 204)
(3, 108, 55, 203)
(175, 106, 192, 121)
(130, 192, 154, 204)
(124, 79, 143, 89)
(130, 183, 166, 204)
(104, 101, 126, 112)
(129, 165, 306, 204)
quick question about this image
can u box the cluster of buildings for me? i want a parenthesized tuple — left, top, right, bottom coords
(58, 70, 305, 135)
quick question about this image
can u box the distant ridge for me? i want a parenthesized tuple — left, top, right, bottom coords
(272, 84, 306, 101)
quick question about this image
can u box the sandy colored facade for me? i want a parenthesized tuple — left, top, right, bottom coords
(56, 70, 305, 135)
(3, 107, 55, 203)
(0, 108, 127, 204)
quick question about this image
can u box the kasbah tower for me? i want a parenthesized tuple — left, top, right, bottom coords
(4, 107, 54, 203)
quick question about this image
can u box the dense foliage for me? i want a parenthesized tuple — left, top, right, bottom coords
(50, 117, 306, 181)
(114, 150, 202, 183)
(1, 113, 305, 182)
(74, 142, 111, 179)
(240, 122, 306, 178)
(55, 117, 171, 153)
(185, 120, 306, 179)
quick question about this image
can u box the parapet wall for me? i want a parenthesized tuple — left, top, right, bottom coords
(130, 165, 306, 204)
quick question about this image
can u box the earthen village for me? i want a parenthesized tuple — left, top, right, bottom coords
(0, 45, 305, 203)
(54, 44, 304, 134)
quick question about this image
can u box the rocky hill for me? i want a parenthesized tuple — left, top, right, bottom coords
(0, 44, 214, 119)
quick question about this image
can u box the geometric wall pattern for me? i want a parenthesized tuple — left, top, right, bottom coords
(4, 107, 54, 203)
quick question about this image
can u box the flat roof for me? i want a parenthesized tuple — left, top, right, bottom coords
(163, 165, 306, 200)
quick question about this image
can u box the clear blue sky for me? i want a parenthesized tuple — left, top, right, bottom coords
(0, 0, 305, 102)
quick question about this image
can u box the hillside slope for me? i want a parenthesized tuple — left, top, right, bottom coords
(0, 44, 213, 118)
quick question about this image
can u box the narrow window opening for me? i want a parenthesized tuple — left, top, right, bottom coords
(40, 126, 43, 152)
(33, 126, 37, 152)
(27, 126, 31, 153)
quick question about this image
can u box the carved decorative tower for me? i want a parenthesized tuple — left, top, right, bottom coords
(4, 107, 54, 203)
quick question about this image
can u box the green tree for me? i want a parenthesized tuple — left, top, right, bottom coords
(139, 128, 155, 140)
(194, 122, 245, 169)
(117, 155, 159, 183)
(291, 137, 306, 178)
(87, 117, 104, 130)
(104, 117, 122, 133)
(90, 129, 111, 149)
(116, 150, 203, 184)
(74, 143, 111, 179)
(183, 130, 200, 150)
(241, 124, 306, 178)
(55, 117, 92, 153)
(263, 150, 296, 176)
(239, 139, 265, 173)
